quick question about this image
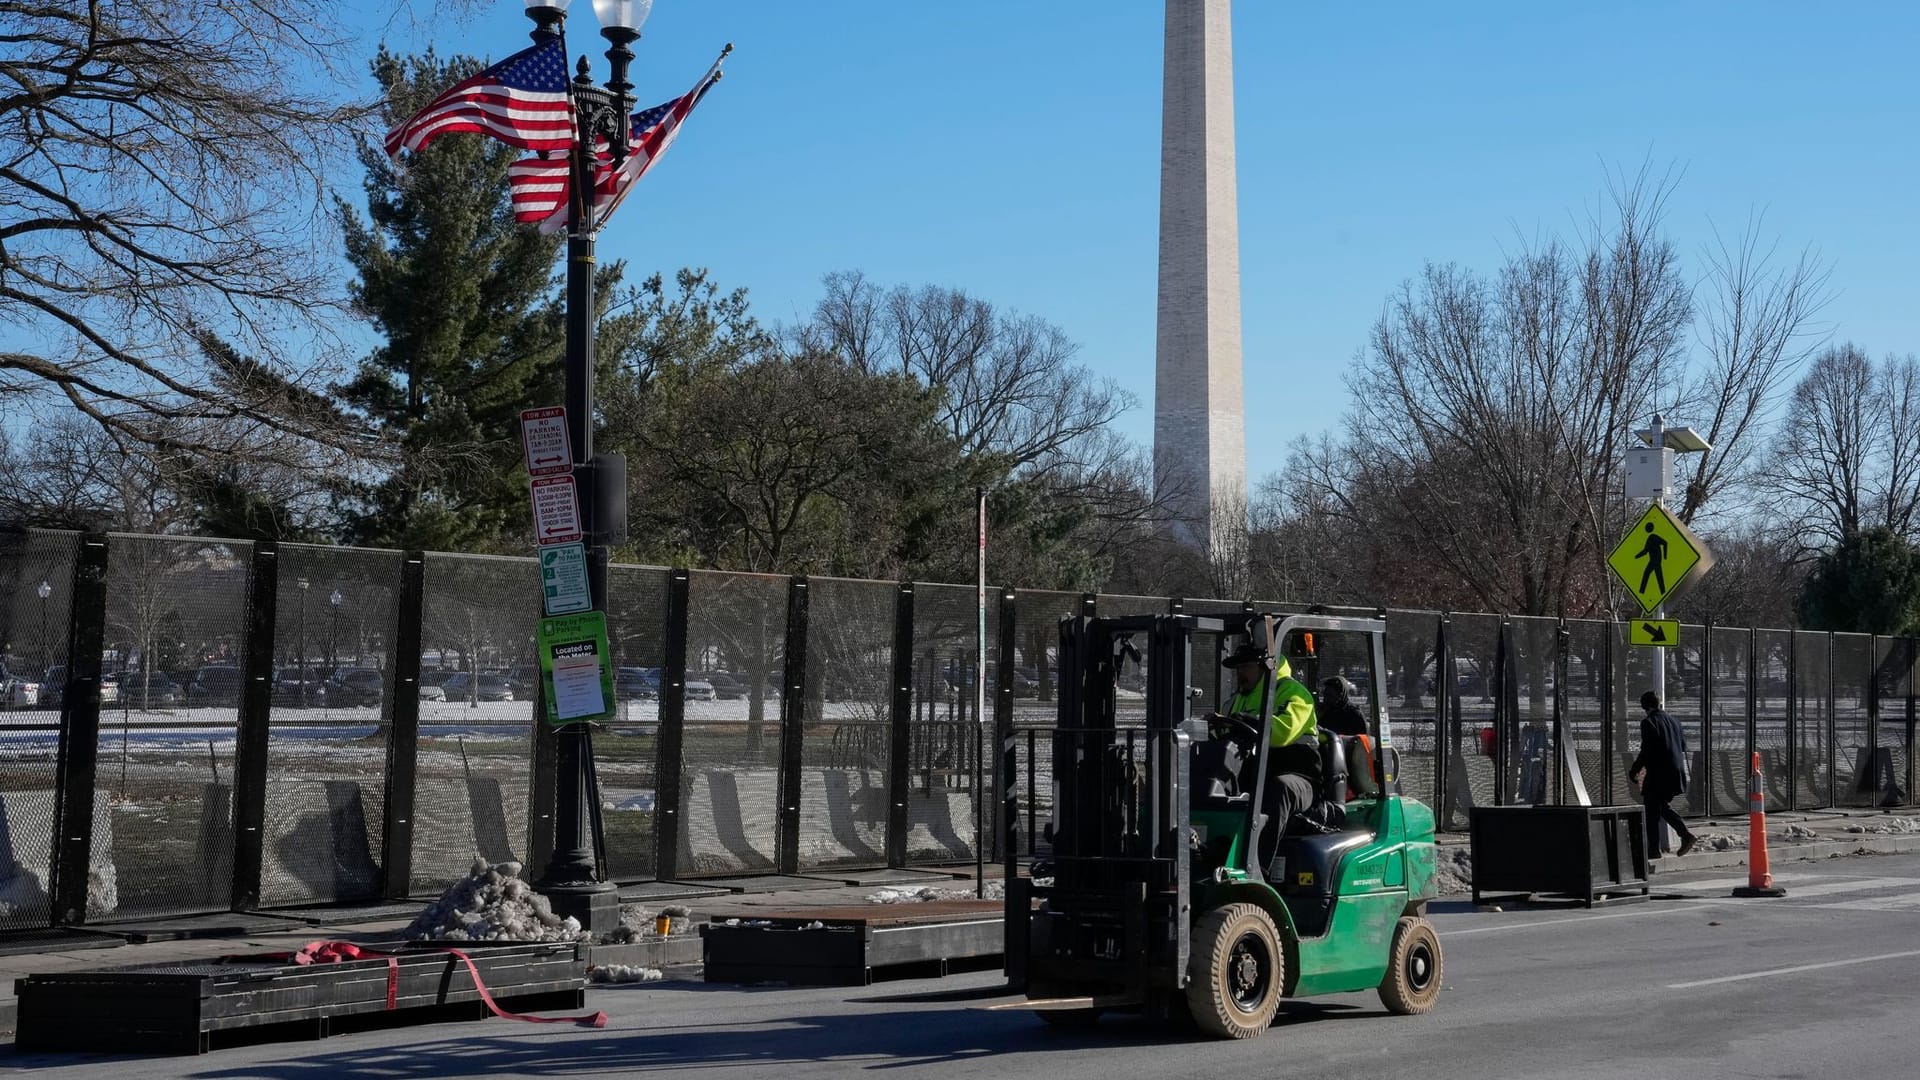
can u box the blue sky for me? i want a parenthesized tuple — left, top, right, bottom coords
(362, 1, 1920, 474)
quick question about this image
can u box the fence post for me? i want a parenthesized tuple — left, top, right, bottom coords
(1785, 631, 1799, 811)
(1699, 622, 1715, 817)
(652, 569, 691, 882)
(50, 534, 108, 927)
(886, 582, 914, 867)
(1599, 621, 1614, 806)
(230, 541, 279, 912)
(1080, 593, 1097, 619)
(380, 552, 425, 900)
(1906, 638, 1917, 807)
(776, 576, 808, 876)
(1552, 622, 1569, 804)
(997, 588, 1018, 869)
(1826, 633, 1838, 808)
(1432, 614, 1450, 826)
(1493, 619, 1511, 805)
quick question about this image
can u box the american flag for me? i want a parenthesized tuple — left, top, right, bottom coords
(507, 48, 727, 233)
(385, 38, 574, 160)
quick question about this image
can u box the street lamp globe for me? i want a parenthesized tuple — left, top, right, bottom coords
(593, 0, 651, 31)
(36, 580, 50, 601)
(330, 589, 342, 608)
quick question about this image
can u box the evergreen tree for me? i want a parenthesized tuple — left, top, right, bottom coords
(1797, 527, 1920, 635)
(333, 47, 580, 552)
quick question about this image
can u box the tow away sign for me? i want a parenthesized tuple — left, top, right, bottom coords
(520, 407, 573, 478)
(529, 475, 583, 546)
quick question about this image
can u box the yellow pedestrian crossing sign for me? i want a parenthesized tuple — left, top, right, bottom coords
(1608, 503, 1713, 614)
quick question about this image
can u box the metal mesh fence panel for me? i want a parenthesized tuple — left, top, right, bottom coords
(1563, 620, 1608, 805)
(1180, 599, 1246, 715)
(1833, 634, 1873, 804)
(409, 553, 537, 895)
(794, 577, 894, 870)
(1669, 624, 1706, 815)
(94, 534, 252, 919)
(908, 583, 993, 864)
(1707, 627, 1752, 817)
(1607, 620, 1656, 806)
(1012, 590, 1080, 730)
(1506, 617, 1556, 805)
(1384, 611, 1440, 808)
(1754, 629, 1793, 810)
(1445, 613, 1502, 829)
(597, 563, 670, 883)
(1793, 632, 1833, 808)
(1873, 637, 1917, 802)
(0, 529, 81, 928)
(257, 544, 401, 907)
(676, 571, 786, 876)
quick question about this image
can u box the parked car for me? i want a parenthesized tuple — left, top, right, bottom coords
(96, 671, 121, 705)
(615, 667, 658, 701)
(39, 664, 65, 708)
(328, 667, 385, 706)
(684, 677, 717, 702)
(0, 664, 40, 709)
(188, 665, 244, 707)
(700, 671, 750, 700)
(440, 672, 514, 702)
(271, 670, 328, 708)
(417, 681, 446, 702)
(108, 672, 181, 708)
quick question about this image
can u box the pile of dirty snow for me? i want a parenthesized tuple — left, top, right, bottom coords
(866, 882, 1004, 904)
(1694, 831, 1746, 852)
(1779, 823, 1819, 841)
(598, 903, 693, 944)
(1846, 816, 1920, 835)
(590, 964, 664, 984)
(1430, 846, 1473, 898)
(404, 858, 588, 943)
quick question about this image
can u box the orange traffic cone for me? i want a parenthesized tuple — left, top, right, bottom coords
(1732, 751, 1787, 898)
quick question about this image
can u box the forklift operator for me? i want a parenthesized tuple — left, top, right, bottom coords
(1213, 643, 1323, 861)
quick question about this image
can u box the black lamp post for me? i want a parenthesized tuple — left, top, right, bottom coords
(524, 0, 647, 925)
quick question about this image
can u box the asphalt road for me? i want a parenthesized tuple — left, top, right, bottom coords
(18, 853, 1920, 1079)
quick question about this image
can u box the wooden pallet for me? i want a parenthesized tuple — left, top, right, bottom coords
(14, 940, 588, 1055)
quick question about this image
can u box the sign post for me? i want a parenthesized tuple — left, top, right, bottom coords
(1614, 416, 1715, 701)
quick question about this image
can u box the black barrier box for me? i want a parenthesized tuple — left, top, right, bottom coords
(14, 940, 588, 1055)
(1470, 805, 1649, 908)
(702, 902, 1003, 986)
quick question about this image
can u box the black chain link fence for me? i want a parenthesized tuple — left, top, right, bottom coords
(3, 525, 1918, 932)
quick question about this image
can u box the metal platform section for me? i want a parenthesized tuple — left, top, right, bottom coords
(250, 902, 427, 926)
(616, 881, 733, 902)
(701, 901, 1004, 987)
(97, 912, 310, 943)
(705, 874, 848, 893)
(13, 940, 588, 1055)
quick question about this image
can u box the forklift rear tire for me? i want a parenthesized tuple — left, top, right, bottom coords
(1186, 903, 1284, 1039)
(1378, 915, 1443, 1015)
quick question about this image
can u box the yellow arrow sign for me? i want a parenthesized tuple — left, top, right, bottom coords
(1629, 619, 1679, 647)
(1608, 503, 1713, 614)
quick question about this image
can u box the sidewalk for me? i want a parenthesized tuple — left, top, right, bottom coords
(3, 809, 1916, 1041)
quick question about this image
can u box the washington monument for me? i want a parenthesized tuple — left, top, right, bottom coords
(1154, 0, 1246, 567)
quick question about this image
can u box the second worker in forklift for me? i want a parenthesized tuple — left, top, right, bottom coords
(1215, 643, 1324, 865)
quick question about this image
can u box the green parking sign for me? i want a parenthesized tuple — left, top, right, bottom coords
(536, 611, 615, 726)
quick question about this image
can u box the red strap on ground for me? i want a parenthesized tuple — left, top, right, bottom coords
(220, 940, 605, 1028)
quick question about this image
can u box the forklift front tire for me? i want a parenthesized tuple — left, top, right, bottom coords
(1186, 903, 1284, 1039)
(1378, 915, 1443, 1015)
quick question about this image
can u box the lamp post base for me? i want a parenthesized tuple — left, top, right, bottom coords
(542, 880, 621, 934)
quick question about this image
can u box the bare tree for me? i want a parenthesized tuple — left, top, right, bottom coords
(1762, 346, 1920, 555)
(0, 1, 379, 464)
(1346, 174, 1691, 616)
(797, 273, 1136, 475)
(1673, 215, 1832, 523)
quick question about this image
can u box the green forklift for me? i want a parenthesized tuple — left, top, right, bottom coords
(1004, 612, 1442, 1039)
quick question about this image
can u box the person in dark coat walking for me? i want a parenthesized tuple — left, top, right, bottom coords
(1629, 690, 1696, 858)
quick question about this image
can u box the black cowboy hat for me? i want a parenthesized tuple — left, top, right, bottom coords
(1221, 642, 1268, 668)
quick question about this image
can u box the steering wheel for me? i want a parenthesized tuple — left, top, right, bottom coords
(1210, 710, 1266, 744)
